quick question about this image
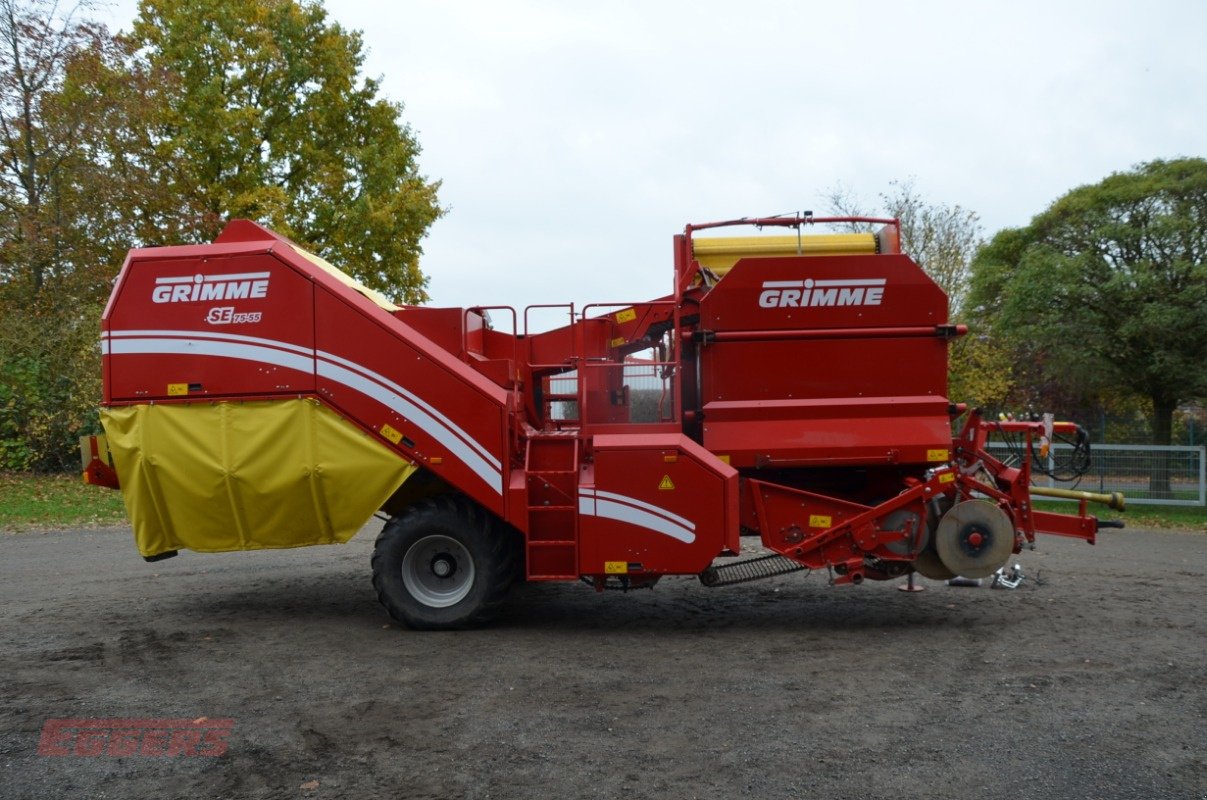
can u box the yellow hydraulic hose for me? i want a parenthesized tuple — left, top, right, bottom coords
(1029, 486, 1126, 511)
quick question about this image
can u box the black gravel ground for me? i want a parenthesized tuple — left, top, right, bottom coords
(1, 525, 1204, 799)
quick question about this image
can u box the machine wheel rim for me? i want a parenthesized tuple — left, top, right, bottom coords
(401, 535, 475, 608)
(934, 500, 1014, 579)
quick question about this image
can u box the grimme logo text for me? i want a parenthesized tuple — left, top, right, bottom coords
(152, 272, 269, 303)
(758, 278, 886, 308)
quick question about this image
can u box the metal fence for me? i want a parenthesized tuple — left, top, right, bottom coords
(544, 373, 1206, 507)
(985, 443, 1206, 507)
(986, 408, 1207, 447)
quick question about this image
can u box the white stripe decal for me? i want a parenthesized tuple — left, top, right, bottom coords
(106, 331, 503, 494)
(593, 499, 696, 544)
(153, 271, 270, 285)
(813, 278, 886, 287)
(315, 359, 502, 492)
(759, 278, 887, 289)
(317, 349, 501, 472)
(588, 488, 695, 530)
(577, 488, 696, 544)
(108, 337, 314, 374)
(105, 330, 313, 357)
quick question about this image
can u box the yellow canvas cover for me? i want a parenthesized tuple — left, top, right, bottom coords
(289, 244, 401, 312)
(101, 398, 416, 557)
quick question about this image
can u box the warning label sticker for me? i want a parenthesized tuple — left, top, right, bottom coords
(658, 475, 675, 490)
(379, 424, 403, 445)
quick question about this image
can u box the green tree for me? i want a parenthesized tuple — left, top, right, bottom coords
(971, 158, 1207, 494)
(128, 0, 442, 303)
(0, 0, 443, 469)
(0, 0, 132, 470)
(826, 180, 983, 316)
(0, 0, 112, 297)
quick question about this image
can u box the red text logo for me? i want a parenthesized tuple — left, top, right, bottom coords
(38, 718, 233, 757)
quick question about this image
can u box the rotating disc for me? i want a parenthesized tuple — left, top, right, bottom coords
(934, 500, 1015, 579)
(881, 509, 926, 556)
(911, 548, 955, 580)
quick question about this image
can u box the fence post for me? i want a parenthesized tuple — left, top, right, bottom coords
(1199, 446, 1206, 507)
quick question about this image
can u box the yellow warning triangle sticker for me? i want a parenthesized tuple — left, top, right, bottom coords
(658, 475, 675, 490)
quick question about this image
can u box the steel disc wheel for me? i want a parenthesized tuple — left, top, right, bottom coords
(400, 534, 476, 608)
(911, 548, 956, 580)
(881, 509, 926, 556)
(934, 500, 1014, 579)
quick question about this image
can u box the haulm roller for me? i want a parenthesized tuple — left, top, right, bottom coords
(84, 214, 1121, 629)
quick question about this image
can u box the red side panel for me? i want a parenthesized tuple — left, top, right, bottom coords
(701, 253, 947, 331)
(105, 251, 315, 400)
(696, 253, 952, 467)
(102, 221, 512, 519)
(313, 290, 509, 515)
(704, 396, 952, 467)
(578, 434, 738, 575)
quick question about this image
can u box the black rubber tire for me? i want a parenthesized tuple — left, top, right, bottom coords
(371, 495, 518, 630)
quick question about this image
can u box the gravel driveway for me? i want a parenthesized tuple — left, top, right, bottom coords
(1, 525, 1203, 799)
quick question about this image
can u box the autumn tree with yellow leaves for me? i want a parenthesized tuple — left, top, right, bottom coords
(0, 0, 441, 469)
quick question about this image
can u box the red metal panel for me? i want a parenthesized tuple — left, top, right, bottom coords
(703, 396, 952, 467)
(578, 434, 738, 575)
(693, 252, 952, 468)
(699, 338, 948, 403)
(102, 222, 513, 520)
(313, 289, 510, 517)
(699, 253, 947, 332)
(104, 250, 316, 402)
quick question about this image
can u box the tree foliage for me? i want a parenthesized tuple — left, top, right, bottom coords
(129, 0, 442, 303)
(826, 180, 983, 316)
(0, 0, 442, 470)
(0, 0, 126, 469)
(0, 0, 123, 299)
(970, 159, 1207, 493)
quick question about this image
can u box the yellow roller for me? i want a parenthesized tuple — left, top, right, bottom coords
(693, 233, 878, 274)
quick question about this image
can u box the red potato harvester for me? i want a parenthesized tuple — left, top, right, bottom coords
(82, 214, 1125, 629)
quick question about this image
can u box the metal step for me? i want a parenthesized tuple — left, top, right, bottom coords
(698, 553, 809, 587)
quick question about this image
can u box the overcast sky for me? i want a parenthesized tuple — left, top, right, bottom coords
(98, 1, 1206, 319)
